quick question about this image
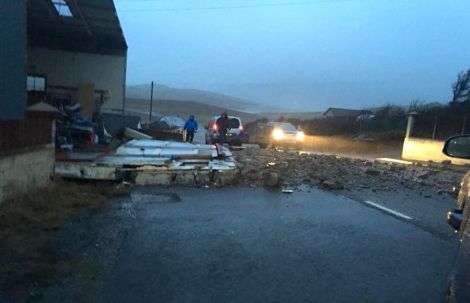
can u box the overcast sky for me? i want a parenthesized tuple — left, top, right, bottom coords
(115, 0, 470, 111)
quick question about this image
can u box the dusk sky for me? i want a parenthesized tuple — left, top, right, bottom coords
(115, 0, 470, 111)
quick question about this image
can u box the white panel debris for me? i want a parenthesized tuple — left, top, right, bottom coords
(55, 139, 238, 185)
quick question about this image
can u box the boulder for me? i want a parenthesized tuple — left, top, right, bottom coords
(322, 179, 344, 190)
(262, 172, 280, 187)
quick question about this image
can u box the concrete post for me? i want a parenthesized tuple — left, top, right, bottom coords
(405, 112, 418, 138)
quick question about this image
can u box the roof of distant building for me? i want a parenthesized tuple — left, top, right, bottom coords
(323, 107, 373, 117)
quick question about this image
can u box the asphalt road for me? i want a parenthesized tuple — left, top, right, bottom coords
(71, 186, 459, 303)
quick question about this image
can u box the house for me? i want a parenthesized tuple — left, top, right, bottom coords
(0, 0, 127, 203)
(323, 107, 374, 120)
(27, 0, 128, 117)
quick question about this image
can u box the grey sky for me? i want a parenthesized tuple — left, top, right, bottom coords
(115, 0, 470, 111)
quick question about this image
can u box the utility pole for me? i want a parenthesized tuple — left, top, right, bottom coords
(149, 81, 154, 123)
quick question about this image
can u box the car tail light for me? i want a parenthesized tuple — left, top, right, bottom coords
(87, 132, 95, 144)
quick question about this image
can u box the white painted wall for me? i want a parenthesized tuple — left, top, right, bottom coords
(402, 137, 470, 165)
(28, 47, 126, 110)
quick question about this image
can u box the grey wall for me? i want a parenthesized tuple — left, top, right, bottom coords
(28, 48, 127, 110)
(0, 0, 27, 120)
(0, 145, 55, 203)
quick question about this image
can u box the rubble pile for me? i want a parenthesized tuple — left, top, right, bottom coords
(235, 148, 467, 195)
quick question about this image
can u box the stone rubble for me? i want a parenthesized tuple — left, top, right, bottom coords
(234, 148, 468, 195)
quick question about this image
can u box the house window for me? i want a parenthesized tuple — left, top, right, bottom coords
(27, 76, 46, 92)
(51, 0, 73, 17)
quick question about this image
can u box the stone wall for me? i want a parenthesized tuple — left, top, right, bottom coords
(0, 145, 55, 204)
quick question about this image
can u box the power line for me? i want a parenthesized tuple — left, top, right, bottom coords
(118, 0, 355, 13)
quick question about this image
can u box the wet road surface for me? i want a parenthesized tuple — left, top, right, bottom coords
(87, 187, 458, 303)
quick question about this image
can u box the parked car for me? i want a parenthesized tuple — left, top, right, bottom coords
(442, 135, 470, 302)
(205, 115, 249, 145)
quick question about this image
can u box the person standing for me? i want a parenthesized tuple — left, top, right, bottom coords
(216, 112, 230, 143)
(184, 115, 198, 143)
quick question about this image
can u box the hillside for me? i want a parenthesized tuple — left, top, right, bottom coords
(126, 84, 286, 113)
(121, 98, 262, 125)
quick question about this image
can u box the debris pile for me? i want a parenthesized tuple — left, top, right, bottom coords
(235, 148, 467, 195)
(143, 116, 185, 141)
(55, 139, 238, 186)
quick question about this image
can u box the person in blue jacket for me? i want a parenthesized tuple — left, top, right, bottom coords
(184, 115, 198, 143)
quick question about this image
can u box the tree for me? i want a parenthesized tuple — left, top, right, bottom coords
(452, 68, 470, 103)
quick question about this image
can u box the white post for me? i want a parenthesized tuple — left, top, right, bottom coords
(405, 112, 418, 138)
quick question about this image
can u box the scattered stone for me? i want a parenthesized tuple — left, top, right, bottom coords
(234, 147, 465, 195)
(246, 169, 259, 181)
(322, 179, 344, 190)
(416, 170, 432, 179)
(388, 164, 405, 172)
(437, 189, 448, 195)
(364, 168, 382, 176)
(262, 171, 279, 187)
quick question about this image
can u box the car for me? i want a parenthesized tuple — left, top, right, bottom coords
(442, 134, 470, 302)
(265, 122, 305, 148)
(205, 115, 249, 145)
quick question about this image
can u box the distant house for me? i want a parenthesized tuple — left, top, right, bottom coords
(323, 107, 374, 120)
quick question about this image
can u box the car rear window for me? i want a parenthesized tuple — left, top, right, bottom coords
(229, 118, 240, 128)
(216, 118, 241, 129)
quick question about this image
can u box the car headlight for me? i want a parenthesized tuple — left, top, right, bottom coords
(296, 131, 305, 141)
(272, 129, 284, 141)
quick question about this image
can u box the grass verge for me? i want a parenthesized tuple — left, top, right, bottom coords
(0, 179, 129, 299)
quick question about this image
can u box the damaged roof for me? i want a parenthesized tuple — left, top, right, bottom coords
(27, 0, 127, 56)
